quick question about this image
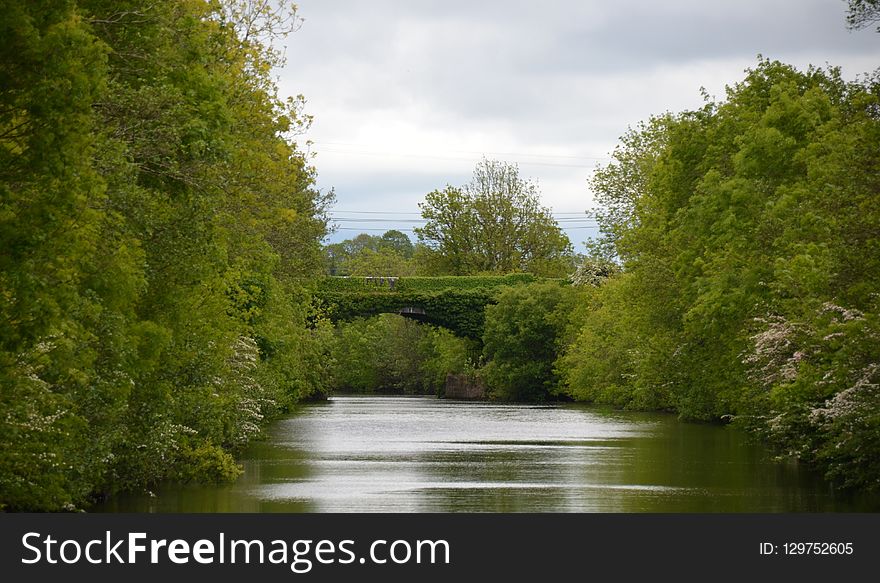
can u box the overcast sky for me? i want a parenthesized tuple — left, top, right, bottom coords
(277, 0, 877, 249)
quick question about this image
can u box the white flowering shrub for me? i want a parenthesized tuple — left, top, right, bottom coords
(570, 258, 621, 287)
(742, 303, 880, 489)
(223, 335, 272, 447)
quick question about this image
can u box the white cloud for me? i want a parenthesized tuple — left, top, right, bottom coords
(279, 0, 879, 247)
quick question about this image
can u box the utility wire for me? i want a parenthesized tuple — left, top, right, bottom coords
(315, 141, 612, 162)
(329, 210, 599, 216)
(332, 226, 599, 232)
(331, 217, 596, 223)
(319, 148, 598, 168)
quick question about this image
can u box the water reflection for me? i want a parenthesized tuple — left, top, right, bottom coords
(96, 395, 879, 512)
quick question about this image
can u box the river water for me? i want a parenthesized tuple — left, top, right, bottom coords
(96, 395, 879, 512)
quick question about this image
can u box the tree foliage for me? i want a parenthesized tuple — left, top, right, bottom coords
(415, 159, 574, 277)
(482, 282, 578, 401)
(561, 59, 880, 489)
(0, 0, 330, 510)
(845, 0, 880, 31)
(324, 230, 417, 276)
(328, 315, 471, 395)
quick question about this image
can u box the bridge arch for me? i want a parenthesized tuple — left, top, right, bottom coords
(312, 274, 541, 339)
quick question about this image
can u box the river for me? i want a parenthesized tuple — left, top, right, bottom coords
(96, 395, 880, 512)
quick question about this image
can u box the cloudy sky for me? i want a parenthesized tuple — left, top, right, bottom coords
(277, 0, 877, 249)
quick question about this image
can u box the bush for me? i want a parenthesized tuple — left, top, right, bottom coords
(328, 315, 470, 395)
(482, 282, 577, 401)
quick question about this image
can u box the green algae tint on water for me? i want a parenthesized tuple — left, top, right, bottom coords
(96, 396, 880, 513)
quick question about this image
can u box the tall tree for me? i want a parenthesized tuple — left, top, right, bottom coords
(562, 59, 880, 489)
(0, 0, 332, 510)
(415, 159, 573, 276)
(0, 0, 119, 510)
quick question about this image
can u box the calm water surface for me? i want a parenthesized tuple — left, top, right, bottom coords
(97, 395, 880, 512)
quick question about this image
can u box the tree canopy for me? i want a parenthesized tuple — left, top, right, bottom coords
(415, 159, 574, 277)
(324, 230, 418, 276)
(0, 0, 332, 510)
(560, 59, 880, 490)
(482, 281, 577, 401)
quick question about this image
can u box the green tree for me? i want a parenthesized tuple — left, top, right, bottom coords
(414, 186, 475, 274)
(0, 0, 121, 511)
(416, 159, 573, 276)
(1, 0, 331, 510)
(323, 230, 416, 275)
(566, 58, 880, 489)
(345, 248, 417, 276)
(328, 315, 469, 395)
(482, 282, 577, 401)
(379, 229, 415, 258)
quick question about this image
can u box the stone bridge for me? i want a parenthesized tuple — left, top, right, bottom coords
(312, 274, 542, 338)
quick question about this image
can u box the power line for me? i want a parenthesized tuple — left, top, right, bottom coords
(318, 148, 598, 168)
(315, 141, 612, 162)
(329, 218, 597, 224)
(329, 210, 599, 216)
(329, 210, 422, 215)
(331, 226, 599, 232)
(331, 218, 427, 222)
(326, 207, 600, 235)
(333, 227, 418, 232)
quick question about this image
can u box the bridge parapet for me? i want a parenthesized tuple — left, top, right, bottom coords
(315, 274, 538, 294)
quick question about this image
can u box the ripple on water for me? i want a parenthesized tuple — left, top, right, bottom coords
(93, 395, 880, 512)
